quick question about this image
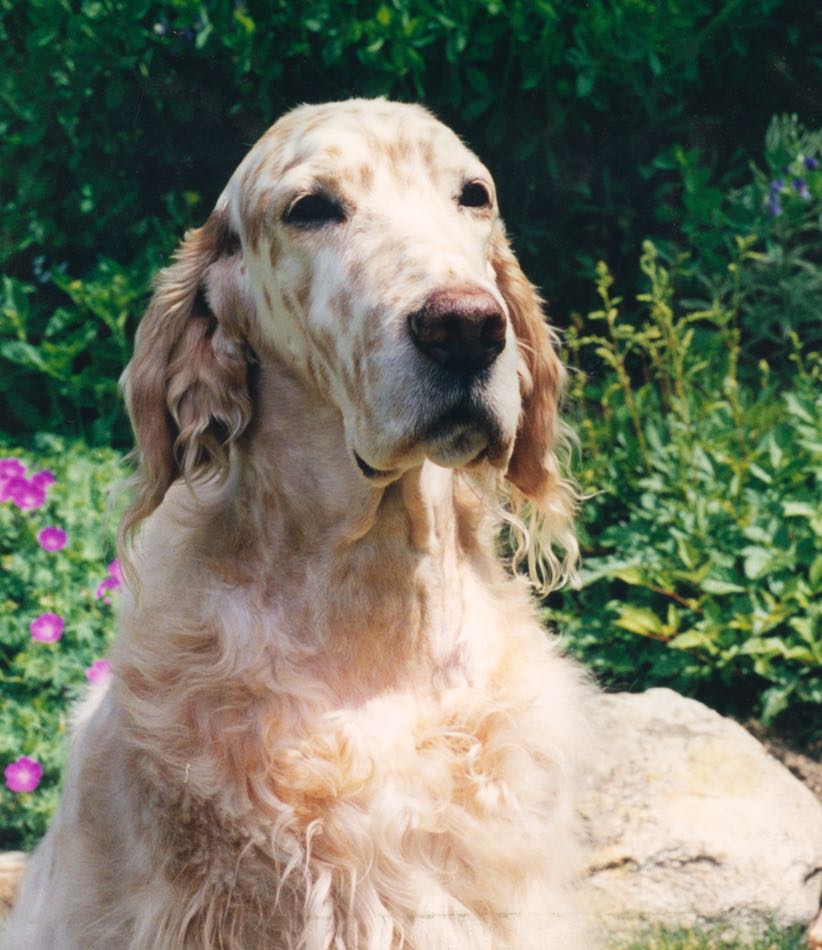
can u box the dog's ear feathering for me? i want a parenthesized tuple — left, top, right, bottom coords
(120, 210, 254, 538)
(491, 223, 580, 592)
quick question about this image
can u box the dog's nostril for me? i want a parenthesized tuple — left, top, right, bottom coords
(409, 290, 506, 373)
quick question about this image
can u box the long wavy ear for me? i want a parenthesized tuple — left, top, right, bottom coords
(491, 223, 579, 590)
(120, 209, 254, 537)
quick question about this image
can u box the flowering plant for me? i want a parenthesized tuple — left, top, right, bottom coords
(0, 435, 124, 849)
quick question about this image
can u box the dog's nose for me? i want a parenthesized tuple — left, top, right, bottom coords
(408, 289, 506, 373)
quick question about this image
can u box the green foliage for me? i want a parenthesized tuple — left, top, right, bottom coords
(0, 251, 158, 441)
(611, 921, 806, 949)
(649, 115, 822, 363)
(552, 236, 821, 736)
(0, 436, 123, 849)
(547, 118, 822, 736)
(1, 0, 818, 439)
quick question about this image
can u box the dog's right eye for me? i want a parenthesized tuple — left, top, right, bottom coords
(284, 193, 346, 227)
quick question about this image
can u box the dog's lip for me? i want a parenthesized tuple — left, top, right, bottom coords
(354, 451, 384, 479)
(353, 451, 401, 483)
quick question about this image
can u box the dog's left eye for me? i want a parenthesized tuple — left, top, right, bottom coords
(284, 193, 346, 227)
(458, 181, 492, 209)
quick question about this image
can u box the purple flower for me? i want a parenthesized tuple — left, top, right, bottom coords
(792, 177, 811, 199)
(5, 477, 46, 510)
(770, 177, 784, 193)
(0, 459, 28, 503)
(30, 612, 65, 643)
(85, 659, 112, 685)
(94, 578, 118, 603)
(95, 560, 123, 604)
(0, 458, 26, 481)
(4, 756, 43, 793)
(804, 156, 819, 170)
(37, 526, 68, 552)
(766, 192, 783, 217)
(30, 470, 55, 490)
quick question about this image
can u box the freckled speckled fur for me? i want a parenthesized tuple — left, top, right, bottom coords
(4, 99, 594, 950)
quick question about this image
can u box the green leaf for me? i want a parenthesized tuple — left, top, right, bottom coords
(747, 462, 772, 484)
(0, 340, 49, 374)
(760, 685, 793, 724)
(742, 547, 774, 580)
(575, 73, 594, 98)
(784, 392, 813, 424)
(613, 606, 663, 637)
(701, 577, 746, 595)
(669, 630, 715, 652)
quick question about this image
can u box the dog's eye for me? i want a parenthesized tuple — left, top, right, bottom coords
(458, 181, 492, 209)
(284, 193, 346, 227)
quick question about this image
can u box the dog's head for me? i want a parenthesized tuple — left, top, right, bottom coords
(123, 99, 575, 582)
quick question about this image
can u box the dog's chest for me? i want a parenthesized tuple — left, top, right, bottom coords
(260, 683, 560, 876)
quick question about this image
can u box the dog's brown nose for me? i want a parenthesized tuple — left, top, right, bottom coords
(408, 289, 506, 373)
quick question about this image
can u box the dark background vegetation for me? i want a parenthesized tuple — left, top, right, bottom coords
(2, 0, 820, 440)
(1, 0, 820, 847)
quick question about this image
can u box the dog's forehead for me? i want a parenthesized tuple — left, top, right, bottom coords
(236, 99, 486, 194)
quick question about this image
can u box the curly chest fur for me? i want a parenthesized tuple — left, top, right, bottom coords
(153, 666, 581, 949)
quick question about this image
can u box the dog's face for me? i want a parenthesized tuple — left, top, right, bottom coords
(220, 100, 520, 481)
(124, 99, 564, 521)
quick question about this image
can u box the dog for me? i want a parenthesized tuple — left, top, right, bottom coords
(3, 98, 592, 949)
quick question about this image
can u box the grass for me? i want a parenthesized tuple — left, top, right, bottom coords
(610, 922, 807, 949)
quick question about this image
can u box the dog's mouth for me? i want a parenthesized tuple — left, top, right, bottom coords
(354, 451, 386, 480)
(353, 400, 506, 483)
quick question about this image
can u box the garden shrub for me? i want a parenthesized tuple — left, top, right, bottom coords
(648, 114, 822, 371)
(547, 118, 821, 740)
(1, 0, 818, 440)
(551, 238, 821, 739)
(0, 436, 124, 849)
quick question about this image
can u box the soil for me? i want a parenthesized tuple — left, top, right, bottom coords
(743, 720, 822, 804)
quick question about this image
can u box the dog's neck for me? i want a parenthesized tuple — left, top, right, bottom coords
(220, 355, 496, 699)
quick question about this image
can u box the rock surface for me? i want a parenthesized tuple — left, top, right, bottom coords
(0, 852, 24, 916)
(581, 688, 822, 939)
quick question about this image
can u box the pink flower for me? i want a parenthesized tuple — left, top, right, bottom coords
(0, 458, 26, 480)
(0, 459, 24, 503)
(85, 659, 112, 685)
(107, 559, 122, 585)
(4, 756, 43, 793)
(37, 526, 68, 552)
(95, 560, 123, 604)
(30, 470, 55, 490)
(30, 612, 65, 643)
(94, 577, 118, 603)
(5, 477, 46, 510)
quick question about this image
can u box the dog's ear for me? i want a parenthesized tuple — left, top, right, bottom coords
(491, 223, 578, 587)
(121, 209, 254, 533)
(491, 224, 564, 497)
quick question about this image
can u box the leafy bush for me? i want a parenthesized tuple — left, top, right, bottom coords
(649, 114, 822, 367)
(1, 0, 818, 439)
(1, 252, 157, 442)
(547, 118, 822, 738)
(552, 239, 821, 737)
(0, 436, 123, 849)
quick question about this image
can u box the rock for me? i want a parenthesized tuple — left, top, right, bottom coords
(0, 852, 25, 917)
(580, 688, 822, 940)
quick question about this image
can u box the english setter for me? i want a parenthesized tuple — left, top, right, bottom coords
(4, 99, 592, 949)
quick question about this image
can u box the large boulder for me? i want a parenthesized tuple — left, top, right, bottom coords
(0, 852, 24, 917)
(581, 688, 822, 939)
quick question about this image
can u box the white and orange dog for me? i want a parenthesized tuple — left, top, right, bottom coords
(5, 99, 592, 949)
